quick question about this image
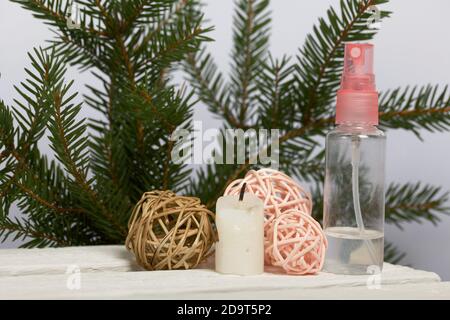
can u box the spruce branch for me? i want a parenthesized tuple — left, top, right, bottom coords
(10, 0, 109, 35)
(0, 218, 68, 248)
(384, 242, 406, 265)
(379, 85, 450, 138)
(385, 182, 450, 229)
(230, 0, 271, 126)
(117, 0, 167, 32)
(10, 0, 108, 72)
(11, 0, 73, 29)
(0, 153, 92, 247)
(184, 50, 239, 128)
(3, 0, 212, 247)
(256, 55, 294, 129)
(1, 49, 78, 215)
(135, 15, 213, 80)
(0, 101, 16, 157)
(14, 182, 83, 215)
(47, 79, 127, 239)
(133, 0, 193, 53)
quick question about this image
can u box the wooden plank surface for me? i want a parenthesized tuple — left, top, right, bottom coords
(0, 268, 448, 299)
(0, 245, 141, 276)
(0, 245, 447, 299)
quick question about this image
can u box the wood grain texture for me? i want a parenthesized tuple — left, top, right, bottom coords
(0, 245, 141, 277)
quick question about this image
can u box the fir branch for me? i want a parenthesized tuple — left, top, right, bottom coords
(379, 85, 450, 138)
(117, 84, 193, 197)
(12, 48, 63, 151)
(0, 101, 16, 157)
(133, 0, 192, 53)
(136, 16, 213, 79)
(138, 89, 176, 131)
(385, 182, 450, 229)
(48, 82, 127, 238)
(0, 219, 68, 247)
(12, 165, 84, 215)
(256, 55, 295, 129)
(52, 32, 106, 72)
(11, 0, 107, 36)
(384, 242, 406, 265)
(184, 50, 240, 128)
(1, 49, 72, 210)
(11, 0, 71, 29)
(185, 0, 268, 128)
(0, 49, 107, 245)
(230, 0, 271, 126)
(3, 0, 211, 247)
(118, 0, 157, 32)
(0, 102, 18, 199)
(11, 0, 108, 72)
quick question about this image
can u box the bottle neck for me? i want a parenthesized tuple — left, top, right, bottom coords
(337, 122, 378, 129)
(335, 122, 379, 134)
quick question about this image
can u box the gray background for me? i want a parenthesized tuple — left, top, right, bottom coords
(1, 1, 449, 280)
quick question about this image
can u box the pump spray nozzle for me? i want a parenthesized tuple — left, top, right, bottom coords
(336, 43, 378, 126)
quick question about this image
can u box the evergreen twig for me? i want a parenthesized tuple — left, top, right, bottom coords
(1, 0, 212, 246)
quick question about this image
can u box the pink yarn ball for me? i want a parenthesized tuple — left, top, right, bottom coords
(223, 168, 312, 226)
(265, 209, 327, 275)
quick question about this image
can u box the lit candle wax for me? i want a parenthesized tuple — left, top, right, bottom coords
(215, 193, 264, 275)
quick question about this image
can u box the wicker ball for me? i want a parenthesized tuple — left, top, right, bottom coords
(126, 190, 215, 271)
(265, 209, 327, 275)
(224, 168, 312, 260)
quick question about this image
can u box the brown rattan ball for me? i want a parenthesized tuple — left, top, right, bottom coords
(125, 190, 216, 271)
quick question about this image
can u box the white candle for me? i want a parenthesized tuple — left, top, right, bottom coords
(215, 193, 264, 275)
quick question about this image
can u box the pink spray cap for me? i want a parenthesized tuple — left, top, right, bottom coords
(336, 43, 379, 125)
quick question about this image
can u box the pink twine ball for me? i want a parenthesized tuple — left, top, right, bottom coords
(223, 168, 313, 263)
(224, 168, 312, 226)
(265, 209, 327, 275)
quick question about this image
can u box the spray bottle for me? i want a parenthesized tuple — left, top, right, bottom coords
(323, 43, 386, 275)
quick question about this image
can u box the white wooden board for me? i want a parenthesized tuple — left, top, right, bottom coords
(0, 245, 141, 276)
(0, 268, 448, 299)
(0, 245, 448, 299)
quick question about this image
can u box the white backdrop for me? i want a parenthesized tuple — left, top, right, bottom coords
(1, 0, 449, 280)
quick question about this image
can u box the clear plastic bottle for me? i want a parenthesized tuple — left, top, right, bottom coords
(323, 43, 386, 275)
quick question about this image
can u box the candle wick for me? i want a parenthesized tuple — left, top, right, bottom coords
(239, 183, 247, 201)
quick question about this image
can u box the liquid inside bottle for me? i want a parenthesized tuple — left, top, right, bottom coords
(324, 227, 384, 274)
(323, 123, 385, 275)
